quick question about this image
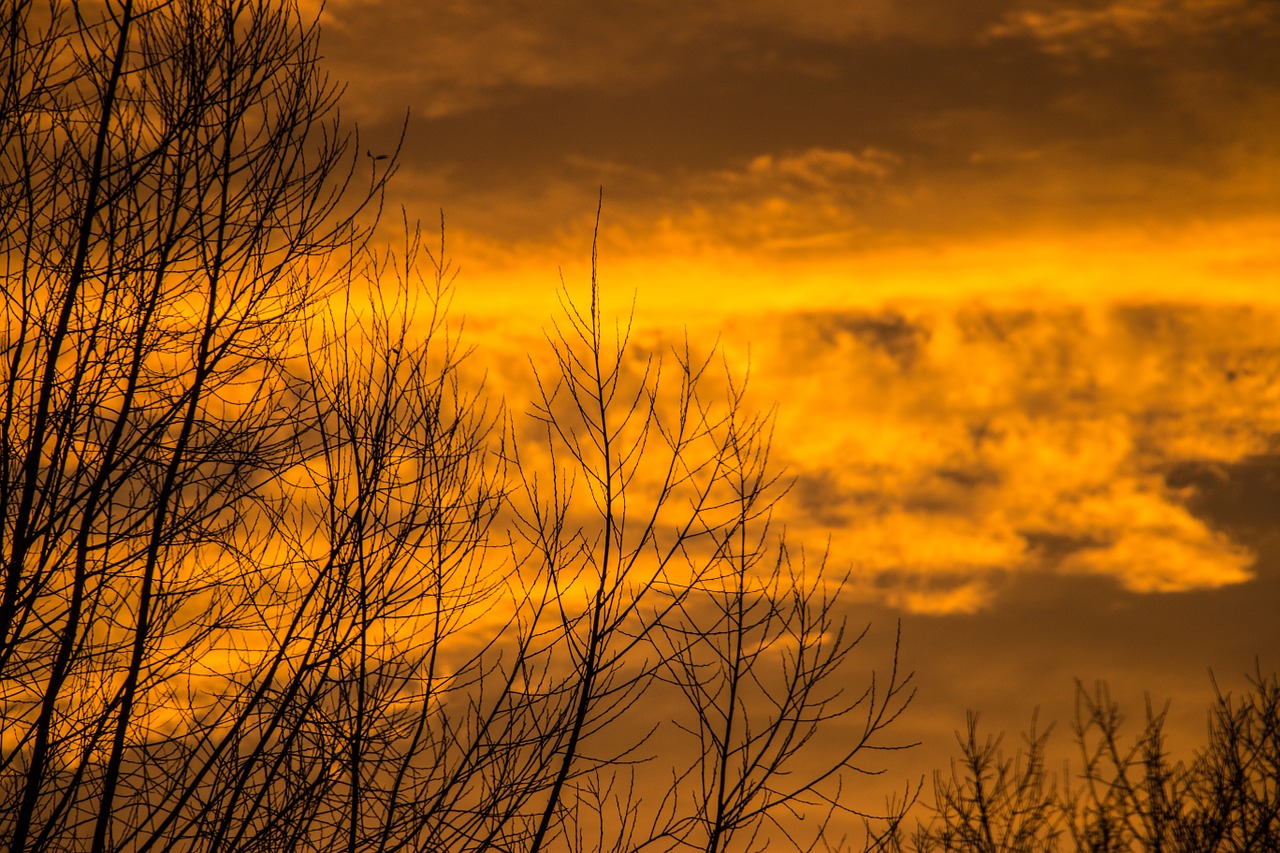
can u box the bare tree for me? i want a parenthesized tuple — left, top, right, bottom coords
(1, 3, 913, 851)
(649, 382, 914, 853)
(879, 666, 1279, 853)
(494, 228, 914, 852)
(904, 713, 1062, 853)
(1, 0, 394, 849)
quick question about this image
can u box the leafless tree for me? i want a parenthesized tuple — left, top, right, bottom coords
(496, 239, 915, 852)
(902, 713, 1062, 853)
(1, 0, 395, 848)
(876, 666, 1279, 852)
(1, 3, 913, 851)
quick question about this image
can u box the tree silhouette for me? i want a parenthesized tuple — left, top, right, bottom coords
(874, 666, 1280, 852)
(0, 2, 911, 851)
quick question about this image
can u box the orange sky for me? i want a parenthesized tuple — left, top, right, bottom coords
(312, 0, 1279, 809)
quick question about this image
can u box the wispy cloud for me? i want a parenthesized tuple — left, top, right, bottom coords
(988, 0, 1278, 56)
(740, 147, 902, 186)
(315, 0, 1001, 121)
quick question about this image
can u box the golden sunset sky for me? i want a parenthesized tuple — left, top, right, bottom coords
(314, 0, 1278, 791)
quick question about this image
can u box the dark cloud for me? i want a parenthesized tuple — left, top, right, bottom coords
(791, 469, 851, 526)
(986, 0, 1280, 58)
(319, 0, 1280, 245)
(797, 310, 931, 370)
(1170, 453, 1280, 543)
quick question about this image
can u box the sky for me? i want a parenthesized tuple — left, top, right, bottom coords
(312, 0, 1279, 811)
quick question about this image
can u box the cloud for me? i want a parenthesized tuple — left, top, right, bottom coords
(320, 0, 1277, 262)
(743, 147, 902, 187)
(308, 0, 1280, 620)
(988, 0, 1279, 56)
(446, 233, 1280, 621)
(639, 147, 908, 252)
(698, 0, 1004, 42)
(733, 302, 1280, 613)
(317, 1, 709, 120)
(314, 0, 1006, 122)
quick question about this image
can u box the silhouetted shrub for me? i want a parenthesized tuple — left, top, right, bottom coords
(874, 666, 1279, 852)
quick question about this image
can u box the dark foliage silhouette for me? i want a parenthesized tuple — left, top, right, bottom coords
(0, 2, 911, 851)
